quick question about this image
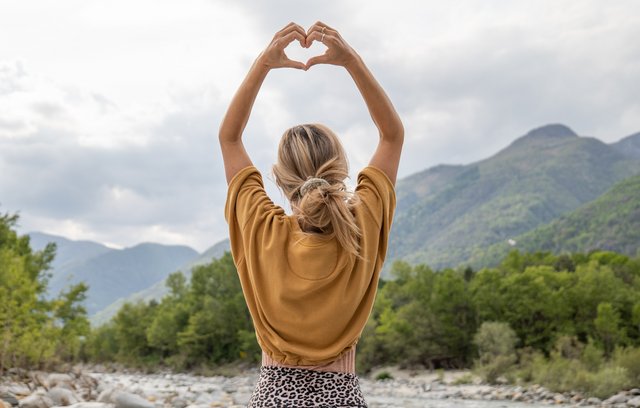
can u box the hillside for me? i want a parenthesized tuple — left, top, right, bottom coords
(472, 173, 640, 266)
(387, 124, 640, 270)
(28, 232, 199, 315)
(611, 132, 640, 159)
(28, 232, 113, 297)
(90, 238, 231, 326)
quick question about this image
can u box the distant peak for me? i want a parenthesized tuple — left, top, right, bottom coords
(524, 124, 578, 139)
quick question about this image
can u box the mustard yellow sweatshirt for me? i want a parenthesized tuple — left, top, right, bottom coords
(225, 165, 395, 365)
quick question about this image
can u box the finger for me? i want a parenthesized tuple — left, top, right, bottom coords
(306, 28, 337, 46)
(279, 31, 306, 48)
(307, 22, 337, 35)
(306, 26, 337, 41)
(274, 24, 306, 46)
(305, 31, 333, 47)
(282, 58, 307, 70)
(310, 21, 332, 30)
(277, 24, 306, 40)
(306, 54, 330, 69)
(277, 22, 298, 34)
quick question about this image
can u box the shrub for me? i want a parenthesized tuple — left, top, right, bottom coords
(531, 353, 583, 393)
(589, 366, 631, 399)
(514, 347, 545, 383)
(612, 347, 640, 386)
(474, 322, 518, 362)
(453, 372, 474, 385)
(473, 322, 518, 383)
(475, 354, 516, 384)
(375, 370, 393, 381)
(580, 340, 604, 372)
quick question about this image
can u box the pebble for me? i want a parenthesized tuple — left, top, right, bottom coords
(112, 391, 154, 408)
(47, 387, 80, 406)
(3, 365, 640, 408)
(18, 394, 54, 408)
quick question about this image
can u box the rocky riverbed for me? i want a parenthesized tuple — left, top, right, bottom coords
(1, 365, 640, 408)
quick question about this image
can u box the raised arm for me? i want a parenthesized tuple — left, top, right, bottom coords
(305, 22, 404, 185)
(219, 23, 307, 184)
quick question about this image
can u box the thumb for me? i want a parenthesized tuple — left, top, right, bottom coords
(306, 54, 329, 69)
(282, 57, 307, 70)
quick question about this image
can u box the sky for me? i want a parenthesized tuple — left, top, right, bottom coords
(1, 0, 639, 252)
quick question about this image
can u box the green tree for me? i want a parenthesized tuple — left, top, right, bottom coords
(113, 300, 158, 362)
(0, 212, 87, 373)
(594, 302, 624, 356)
(473, 321, 518, 383)
(52, 282, 90, 361)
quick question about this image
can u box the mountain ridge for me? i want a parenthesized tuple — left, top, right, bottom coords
(90, 238, 231, 326)
(28, 232, 199, 315)
(387, 124, 640, 270)
(471, 172, 640, 266)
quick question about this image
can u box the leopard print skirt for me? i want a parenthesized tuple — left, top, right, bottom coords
(247, 366, 368, 407)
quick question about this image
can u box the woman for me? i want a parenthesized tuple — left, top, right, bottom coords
(220, 21, 403, 407)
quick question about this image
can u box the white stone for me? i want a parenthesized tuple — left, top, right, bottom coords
(19, 394, 54, 408)
(47, 388, 80, 406)
(113, 392, 154, 408)
(47, 375, 74, 390)
(604, 393, 628, 404)
(54, 403, 113, 408)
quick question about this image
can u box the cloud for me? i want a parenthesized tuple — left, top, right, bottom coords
(1, 0, 639, 252)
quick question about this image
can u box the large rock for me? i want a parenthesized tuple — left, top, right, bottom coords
(112, 392, 154, 408)
(628, 396, 640, 408)
(5, 387, 30, 398)
(53, 403, 114, 408)
(47, 388, 80, 406)
(97, 388, 120, 404)
(47, 375, 74, 390)
(1, 392, 20, 407)
(603, 392, 628, 404)
(168, 397, 188, 408)
(18, 394, 54, 408)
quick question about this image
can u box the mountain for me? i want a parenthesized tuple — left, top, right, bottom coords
(472, 173, 640, 265)
(90, 238, 231, 326)
(387, 124, 640, 270)
(28, 232, 198, 315)
(28, 232, 113, 297)
(611, 132, 640, 159)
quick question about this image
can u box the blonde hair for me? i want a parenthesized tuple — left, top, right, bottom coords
(272, 123, 361, 256)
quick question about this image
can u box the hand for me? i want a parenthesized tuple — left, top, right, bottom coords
(304, 21, 358, 69)
(258, 22, 308, 70)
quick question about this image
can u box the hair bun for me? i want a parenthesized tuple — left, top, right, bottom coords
(300, 177, 330, 196)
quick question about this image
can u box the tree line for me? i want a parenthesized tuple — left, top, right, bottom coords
(2, 212, 639, 395)
(0, 213, 89, 374)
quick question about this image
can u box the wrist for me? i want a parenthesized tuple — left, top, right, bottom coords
(254, 53, 272, 74)
(344, 52, 364, 73)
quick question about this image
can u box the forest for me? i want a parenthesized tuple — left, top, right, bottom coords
(1, 212, 639, 397)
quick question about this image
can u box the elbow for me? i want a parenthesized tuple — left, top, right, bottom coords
(218, 124, 238, 146)
(381, 120, 404, 144)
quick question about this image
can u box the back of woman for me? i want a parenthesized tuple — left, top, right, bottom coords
(220, 21, 404, 408)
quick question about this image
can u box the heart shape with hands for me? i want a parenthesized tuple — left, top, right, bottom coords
(263, 22, 353, 71)
(285, 40, 328, 68)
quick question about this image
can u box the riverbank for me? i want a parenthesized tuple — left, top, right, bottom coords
(1, 364, 639, 408)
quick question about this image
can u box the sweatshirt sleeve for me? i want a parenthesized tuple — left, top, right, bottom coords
(224, 166, 286, 266)
(355, 165, 397, 230)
